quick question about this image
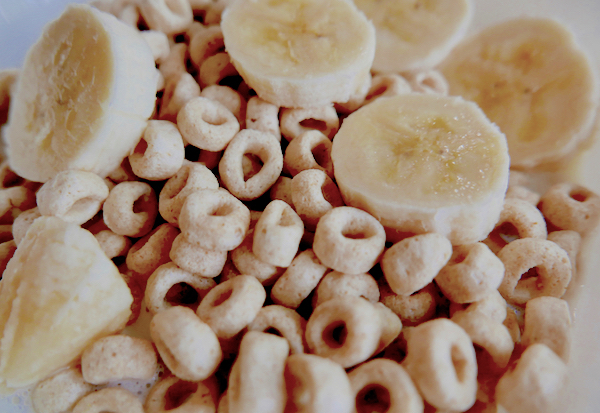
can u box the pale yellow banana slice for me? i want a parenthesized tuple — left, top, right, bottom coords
(221, 0, 375, 108)
(353, 0, 473, 73)
(5, 4, 158, 183)
(331, 94, 509, 245)
(0, 216, 132, 388)
(439, 18, 599, 169)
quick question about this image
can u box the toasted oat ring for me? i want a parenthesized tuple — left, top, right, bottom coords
(170, 233, 227, 277)
(284, 353, 353, 413)
(522, 296, 571, 361)
(363, 73, 412, 106)
(81, 335, 157, 384)
(219, 129, 284, 201)
(0, 240, 16, 275)
(201, 85, 246, 126)
(139, 0, 193, 35)
(334, 71, 372, 114)
(231, 229, 285, 285)
(145, 262, 216, 315)
(451, 311, 514, 370)
(158, 73, 201, 123)
(245, 96, 281, 141)
(150, 306, 222, 381)
(145, 376, 216, 413)
(505, 184, 541, 205)
(548, 230, 581, 273)
(177, 96, 240, 152)
(159, 162, 219, 226)
(435, 243, 505, 304)
(103, 181, 158, 237)
(196, 275, 266, 339)
(379, 282, 438, 326)
(140, 30, 170, 64)
(373, 302, 403, 355)
(348, 358, 423, 413)
(291, 169, 345, 231)
(305, 296, 382, 368)
(252, 200, 303, 267)
(179, 188, 250, 251)
(539, 182, 600, 235)
(158, 43, 188, 81)
(189, 25, 224, 67)
(198, 52, 238, 87)
(312, 271, 379, 308)
(72, 388, 144, 413)
(12, 207, 40, 246)
(497, 238, 571, 305)
(32, 367, 93, 413)
(313, 206, 386, 274)
(0, 186, 36, 224)
(284, 130, 334, 179)
(271, 249, 328, 309)
(280, 105, 340, 142)
(449, 289, 508, 324)
(404, 318, 477, 411)
(228, 331, 289, 413)
(94, 230, 132, 260)
(247, 305, 307, 354)
(403, 69, 449, 95)
(269, 176, 294, 206)
(36, 170, 109, 225)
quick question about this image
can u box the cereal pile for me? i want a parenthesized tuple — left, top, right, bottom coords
(0, 0, 599, 412)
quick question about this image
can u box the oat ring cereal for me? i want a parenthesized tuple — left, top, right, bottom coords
(145, 262, 216, 315)
(145, 376, 216, 413)
(158, 72, 201, 122)
(521, 296, 571, 361)
(497, 238, 572, 305)
(380, 282, 438, 326)
(247, 304, 307, 354)
(280, 105, 340, 142)
(403, 69, 449, 95)
(305, 296, 382, 368)
(539, 182, 600, 235)
(126, 223, 180, 284)
(284, 130, 334, 178)
(313, 206, 386, 274)
(139, 0, 193, 35)
(11, 207, 41, 246)
(348, 358, 424, 413)
(36, 170, 109, 226)
(201, 85, 246, 126)
(245, 96, 281, 141)
(31, 367, 93, 413)
(218, 129, 284, 201)
(102, 181, 158, 237)
(198, 52, 238, 87)
(189, 25, 224, 68)
(72, 387, 144, 413)
(404, 318, 478, 411)
(179, 188, 250, 251)
(230, 229, 285, 285)
(449, 289, 508, 324)
(169, 233, 228, 277)
(363, 73, 412, 106)
(312, 270, 380, 308)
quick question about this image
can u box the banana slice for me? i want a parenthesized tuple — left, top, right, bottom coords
(353, 0, 473, 73)
(221, 0, 375, 108)
(0, 217, 132, 388)
(331, 94, 509, 245)
(439, 18, 599, 169)
(5, 4, 157, 183)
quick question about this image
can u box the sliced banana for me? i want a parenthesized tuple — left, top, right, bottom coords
(0, 217, 132, 388)
(439, 18, 599, 169)
(331, 94, 509, 245)
(221, 0, 375, 108)
(353, 0, 473, 73)
(5, 4, 157, 183)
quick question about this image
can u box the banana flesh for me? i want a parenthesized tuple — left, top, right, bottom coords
(331, 94, 509, 245)
(5, 4, 157, 182)
(440, 18, 599, 168)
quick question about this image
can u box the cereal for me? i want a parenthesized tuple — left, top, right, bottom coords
(280, 105, 340, 142)
(403, 69, 449, 95)
(140, 30, 170, 64)
(269, 175, 294, 206)
(157, 73, 201, 123)
(198, 52, 238, 87)
(158, 43, 188, 81)
(547, 229, 581, 273)
(247, 304, 307, 354)
(363, 73, 412, 106)
(449, 289, 508, 324)
(72, 387, 144, 413)
(139, 0, 193, 35)
(521, 296, 571, 361)
(505, 184, 541, 205)
(539, 182, 600, 234)
(201, 85, 246, 126)
(189, 25, 224, 67)
(380, 282, 439, 326)
(145, 376, 216, 413)
(103, 181, 158, 237)
(11, 207, 40, 246)
(31, 367, 93, 413)
(373, 302, 403, 354)
(312, 270, 380, 308)
(291, 169, 344, 231)
(230, 229, 285, 285)
(94, 230, 131, 259)
(284, 130, 334, 178)
(0, 186, 37, 224)
(169, 233, 228, 277)
(245, 96, 281, 141)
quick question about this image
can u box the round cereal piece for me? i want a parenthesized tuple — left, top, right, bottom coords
(271, 249, 328, 309)
(0, 186, 36, 224)
(284, 130, 334, 179)
(247, 305, 307, 354)
(363, 73, 412, 106)
(404, 318, 477, 411)
(252, 200, 304, 267)
(106, 158, 137, 184)
(140, 30, 170, 64)
(269, 175, 294, 206)
(170, 233, 227, 277)
(31, 367, 93, 413)
(12, 207, 40, 246)
(179, 188, 250, 251)
(291, 169, 345, 231)
(305, 296, 382, 368)
(103, 181, 158, 237)
(201, 85, 246, 126)
(497, 238, 572, 305)
(126, 223, 180, 285)
(189, 24, 224, 67)
(159, 43, 188, 81)
(522, 296, 571, 361)
(349, 358, 423, 413)
(94, 230, 131, 259)
(380, 282, 438, 326)
(196, 275, 266, 339)
(504, 307, 521, 343)
(547, 230, 581, 273)
(177, 96, 240, 152)
(435, 243, 505, 304)
(373, 302, 403, 355)
(159, 72, 201, 123)
(139, 0, 193, 35)
(198, 52, 238, 87)
(404, 69, 449, 95)
(312, 271, 379, 308)
(219, 129, 283, 201)
(72, 388, 144, 413)
(451, 311, 514, 370)
(449, 289, 508, 324)
(150, 306, 222, 382)
(313, 206, 385, 274)
(120, 270, 144, 326)
(231, 229, 285, 285)
(0, 240, 16, 275)
(495, 343, 568, 413)
(505, 184, 541, 205)
(483, 198, 547, 254)
(159, 162, 219, 226)
(81, 335, 157, 385)
(280, 105, 340, 142)
(0, 160, 26, 189)
(284, 353, 353, 413)
(36, 170, 109, 226)
(539, 182, 600, 234)
(245, 96, 281, 141)
(382, 233, 452, 296)
(228, 331, 289, 413)
(145, 262, 216, 315)
(145, 376, 216, 413)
